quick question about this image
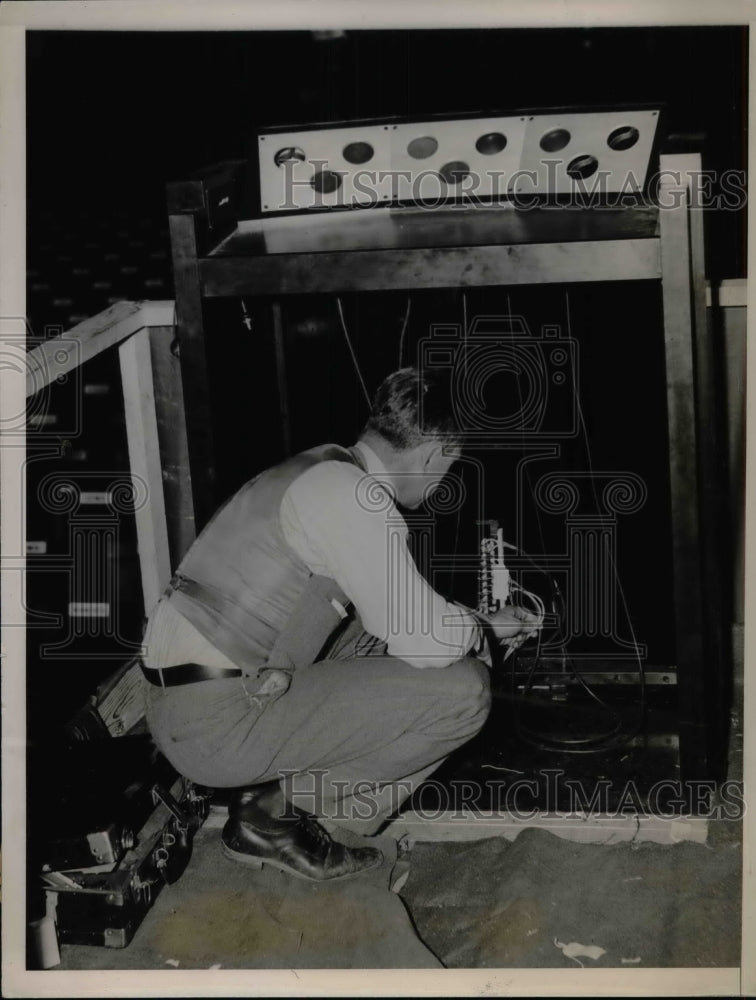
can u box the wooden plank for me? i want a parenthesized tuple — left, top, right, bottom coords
(119, 328, 172, 618)
(201, 238, 661, 297)
(24, 300, 176, 398)
(706, 278, 747, 308)
(167, 161, 245, 256)
(271, 301, 292, 457)
(135, 300, 176, 327)
(93, 660, 147, 737)
(148, 325, 196, 568)
(169, 213, 217, 530)
(658, 157, 708, 782)
(212, 204, 661, 258)
(202, 807, 708, 845)
(380, 811, 709, 845)
(686, 154, 729, 777)
(25, 301, 143, 397)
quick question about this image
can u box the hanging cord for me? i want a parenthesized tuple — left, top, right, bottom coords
(336, 296, 372, 412)
(564, 288, 646, 698)
(462, 291, 469, 382)
(397, 295, 412, 367)
(564, 288, 646, 740)
(508, 291, 552, 574)
(512, 290, 646, 753)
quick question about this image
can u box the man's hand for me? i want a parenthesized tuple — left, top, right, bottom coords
(485, 605, 541, 647)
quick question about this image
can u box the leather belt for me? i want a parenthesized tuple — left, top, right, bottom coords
(139, 659, 242, 688)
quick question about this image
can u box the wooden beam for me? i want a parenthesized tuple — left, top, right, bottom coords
(169, 213, 217, 530)
(118, 328, 172, 618)
(26, 301, 141, 397)
(658, 157, 708, 782)
(271, 301, 292, 457)
(202, 807, 708, 845)
(215, 203, 661, 257)
(380, 811, 708, 846)
(686, 154, 729, 777)
(24, 300, 175, 398)
(706, 278, 747, 308)
(200, 238, 661, 297)
(136, 300, 176, 326)
(148, 325, 196, 568)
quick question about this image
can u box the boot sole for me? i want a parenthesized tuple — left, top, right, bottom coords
(220, 840, 384, 882)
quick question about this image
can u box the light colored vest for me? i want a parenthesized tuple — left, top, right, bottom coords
(164, 444, 362, 671)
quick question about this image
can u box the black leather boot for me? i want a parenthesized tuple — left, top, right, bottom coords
(221, 787, 383, 882)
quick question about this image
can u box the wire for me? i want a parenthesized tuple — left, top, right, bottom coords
(511, 581, 546, 624)
(563, 289, 647, 720)
(512, 588, 626, 751)
(336, 297, 372, 412)
(397, 296, 412, 367)
(509, 291, 648, 755)
(462, 291, 469, 383)
(508, 290, 551, 568)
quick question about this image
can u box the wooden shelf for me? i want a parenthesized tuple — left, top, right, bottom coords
(211, 204, 660, 257)
(202, 205, 661, 296)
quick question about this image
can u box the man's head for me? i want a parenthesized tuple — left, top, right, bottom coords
(359, 367, 463, 509)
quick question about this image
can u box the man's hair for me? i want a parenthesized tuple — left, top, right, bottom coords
(363, 367, 463, 450)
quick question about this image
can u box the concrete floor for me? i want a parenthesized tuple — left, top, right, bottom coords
(51, 694, 745, 972)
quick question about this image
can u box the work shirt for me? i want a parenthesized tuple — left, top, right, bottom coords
(280, 440, 484, 669)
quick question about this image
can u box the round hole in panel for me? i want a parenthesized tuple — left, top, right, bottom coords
(343, 141, 374, 164)
(475, 132, 507, 155)
(438, 161, 470, 186)
(310, 169, 343, 194)
(407, 136, 439, 159)
(539, 128, 571, 153)
(607, 125, 640, 151)
(566, 154, 599, 180)
(274, 146, 306, 167)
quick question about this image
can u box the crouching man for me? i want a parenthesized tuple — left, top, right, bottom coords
(141, 367, 536, 882)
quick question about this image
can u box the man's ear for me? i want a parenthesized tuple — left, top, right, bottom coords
(422, 440, 443, 470)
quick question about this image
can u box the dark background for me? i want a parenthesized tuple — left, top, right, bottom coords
(24, 24, 746, 718)
(23, 28, 746, 931)
(27, 27, 747, 275)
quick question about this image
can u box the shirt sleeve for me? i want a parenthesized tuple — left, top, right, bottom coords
(279, 460, 483, 669)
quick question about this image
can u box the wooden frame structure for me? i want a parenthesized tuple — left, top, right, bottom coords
(25, 300, 195, 618)
(166, 151, 727, 785)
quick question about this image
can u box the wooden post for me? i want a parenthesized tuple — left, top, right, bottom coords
(119, 329, 172, 619)
(271, 300, 292, 457)
(148, 325, 196, 568)
(168, 212, 217, 530)
(685, 154, 729, 776)
(658, 154, 709, 781)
